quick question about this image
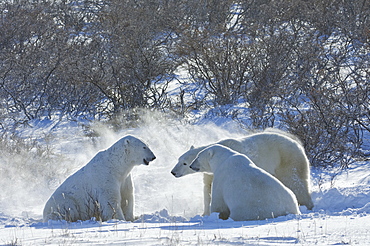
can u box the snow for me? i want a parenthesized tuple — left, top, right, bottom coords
(0, 111, 369, 245)
(1, 210, 369, 245)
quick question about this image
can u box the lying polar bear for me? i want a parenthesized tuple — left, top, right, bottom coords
(43, 135, 156, 222)
(171, 129, 313, 215)
(190, 144, 300, 221)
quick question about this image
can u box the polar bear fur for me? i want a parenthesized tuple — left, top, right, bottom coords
(190, 144, 300, 221)
(171, 129, 313, 214)
(43, 135, 156, 222)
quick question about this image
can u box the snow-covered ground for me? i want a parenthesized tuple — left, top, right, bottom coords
(1, 112, 369, 245)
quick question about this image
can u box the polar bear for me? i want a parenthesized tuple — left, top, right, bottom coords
(43, 135, 156, 222)
(190, 144, 300, 221)
(171, 129, 313, 215)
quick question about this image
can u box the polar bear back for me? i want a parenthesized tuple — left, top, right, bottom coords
(238, 132, 307, 175)
(218, 136, 281, 175)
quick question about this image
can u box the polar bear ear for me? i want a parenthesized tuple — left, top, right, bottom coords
(207, 148, 214, 158)
(190, 145, 195, 150)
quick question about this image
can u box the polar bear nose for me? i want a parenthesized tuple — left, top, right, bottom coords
(143, 156, 156, 165)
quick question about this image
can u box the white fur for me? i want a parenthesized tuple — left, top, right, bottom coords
(190, 145, 300, 221)
(43, 135, 156, 222)
(171, 129, 313, 214)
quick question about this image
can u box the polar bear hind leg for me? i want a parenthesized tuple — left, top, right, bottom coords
(274, 138, 313, 210)
(275, 165, 313, 210)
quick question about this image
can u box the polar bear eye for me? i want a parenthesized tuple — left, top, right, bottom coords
(143, 147, 147, 150)
(183, 163, 187, 166)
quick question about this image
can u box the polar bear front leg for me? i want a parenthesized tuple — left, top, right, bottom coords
(121, 175, 135, 221)
(98, 192, 125, 221)
(203, 173, 213, 216)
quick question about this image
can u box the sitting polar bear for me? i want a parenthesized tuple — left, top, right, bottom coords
(190, 144, 300, 221)
(171, 129, 313, 215)
(43, 135, 156, 222)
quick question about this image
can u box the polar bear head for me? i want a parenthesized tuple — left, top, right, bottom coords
(112, 135, 156, 166)
(171, 146, 207, 177)
(190, 144, 232, 173)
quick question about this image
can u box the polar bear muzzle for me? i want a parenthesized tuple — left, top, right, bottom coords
(144, 156, 156, 165)
(189, 164, 200, 172)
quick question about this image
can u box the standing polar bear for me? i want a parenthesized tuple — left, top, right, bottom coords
(171, 129, 313, 215)
(190, 144, 300, 221)
(43, 135, 156, 222)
